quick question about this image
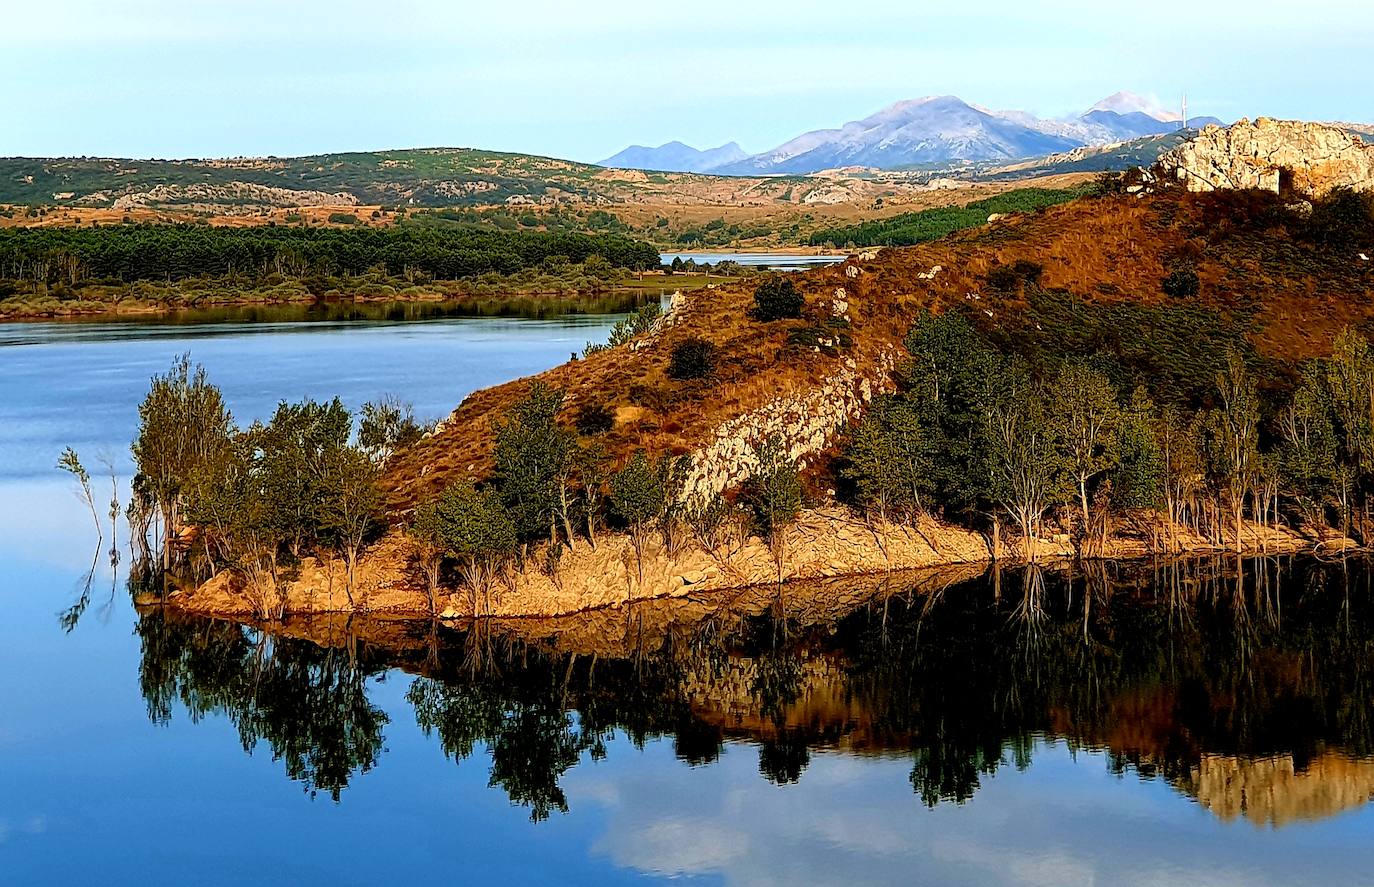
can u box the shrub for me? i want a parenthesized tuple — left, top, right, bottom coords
(1162, 268, 1200, 298)
(1010, 260, 1043, 286)
(1307, 187, 1374, 249)
(985, 265, 1021, 291)
(752, 276, 803, 321)
(575, 402, 615, 435)
(668, 337, 716, 380)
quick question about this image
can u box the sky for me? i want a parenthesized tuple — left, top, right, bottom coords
(3, 0, 1371, 162)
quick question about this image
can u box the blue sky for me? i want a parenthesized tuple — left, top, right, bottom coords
(4, 0, 1369, 162)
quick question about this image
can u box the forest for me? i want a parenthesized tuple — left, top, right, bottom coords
(0, 223, 661, 290)
(807, 186, 1086, 247)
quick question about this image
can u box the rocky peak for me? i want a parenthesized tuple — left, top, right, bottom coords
(1158, 118, 1374, 197)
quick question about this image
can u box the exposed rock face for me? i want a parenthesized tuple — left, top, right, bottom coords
(677, 354, 897, 505)
(1159, 118, 1374, 197)
(111, 181, 359, 210)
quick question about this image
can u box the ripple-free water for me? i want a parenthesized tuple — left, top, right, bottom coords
(2, 310, 1374, 886)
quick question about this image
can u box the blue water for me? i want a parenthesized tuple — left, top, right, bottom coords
(2, 310, 1374, 886)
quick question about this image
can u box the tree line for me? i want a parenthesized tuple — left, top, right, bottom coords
(1, 224, 661, 289)
(840, 308, 1374, 558)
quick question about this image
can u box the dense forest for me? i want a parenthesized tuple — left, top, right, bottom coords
(0, 224, 661, 289)
(808, 186, 1086, 247)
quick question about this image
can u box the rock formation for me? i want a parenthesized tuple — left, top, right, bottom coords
(1159, 118, 1374, 197)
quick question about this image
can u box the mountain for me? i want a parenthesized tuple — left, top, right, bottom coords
(613, 91, 1222, 176)
(597, 141, 747, 173)
(715, 96, 1085, 174)
(1088, 90, 1181, 122)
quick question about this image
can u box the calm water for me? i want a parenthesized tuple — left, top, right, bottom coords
(3, 309, 1374, 886)
(658, 252, 846, 271)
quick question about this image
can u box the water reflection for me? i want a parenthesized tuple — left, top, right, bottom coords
(133, 556, 1374, 825)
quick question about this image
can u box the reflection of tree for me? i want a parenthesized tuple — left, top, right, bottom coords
(135, 609, 388, 800)
(136, 555, 1374, 820)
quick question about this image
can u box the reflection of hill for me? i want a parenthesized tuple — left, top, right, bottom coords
(136, 555, 1374, 823)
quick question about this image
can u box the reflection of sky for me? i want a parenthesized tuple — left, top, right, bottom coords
(569, 739, 1374, 887)
(6, 316, 1374, 885)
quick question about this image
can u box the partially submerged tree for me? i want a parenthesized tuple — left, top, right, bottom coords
(131, 354, 235, 567)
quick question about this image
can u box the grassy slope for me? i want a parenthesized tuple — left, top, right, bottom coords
(382, 188, 1374, 511)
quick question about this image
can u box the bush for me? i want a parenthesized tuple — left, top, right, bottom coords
(1307, 187, 1374, 249)
(1162, 268, 1200, 298)
(986, 265, 1021, 291)
(752, 276, 803, 321)
(668, 337, 716, 380)
(575, 402, 615, 435)
(1010, 260, 1043, 286)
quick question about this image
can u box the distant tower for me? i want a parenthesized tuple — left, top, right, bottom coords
(1181, 93, 1188, 130)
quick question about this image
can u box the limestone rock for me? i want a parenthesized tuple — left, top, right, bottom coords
(1158, 118, 1374, 197)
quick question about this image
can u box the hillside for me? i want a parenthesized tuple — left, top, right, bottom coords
(383, 183, 1374, 511)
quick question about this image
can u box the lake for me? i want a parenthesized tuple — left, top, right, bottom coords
(659, 252, 847, 271)
(3, 308, 1374, 886)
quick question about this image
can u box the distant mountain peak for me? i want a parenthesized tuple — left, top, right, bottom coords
(1088, 91, 1182, 123)
(597, 140, 747, 173)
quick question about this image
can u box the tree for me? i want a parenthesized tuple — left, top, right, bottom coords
(424, 481, 517, 613)
(1204, 350, 1260, 552)
(493, 383, 577, 546)
(131, 354, 235, 569)
(1049, 361, 1121, 532)
(609, 451, 666, 578)
(358, 395, 428, 463)
(1279, 364, 1340, 528)
(667, 337, 716, 380)
(742, 436, 803, 578)
(751, 276, 803, 321)
(984, 364, 1068, 562)
(842, 397, 932, 519)
(315, 445, 384, 604)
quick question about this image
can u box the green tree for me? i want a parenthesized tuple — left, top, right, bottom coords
(751, 275, 803, 321)
(842, 397, 932, 519)
(742, 436, 803, 578)
(424, 481, 517, 612)
(1049, 361, 1121, 531)
(984, 363, 1068, 562)
(315, 444, 384, 604)
(131, 354, 235, 569)
(358, 395, 429, 463)
(494, 383, 577, 546)
(609, 451, 666, 577)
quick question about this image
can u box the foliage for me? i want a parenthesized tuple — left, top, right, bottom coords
(0, 224, 660, 290)
(751, 275, 803, 321)
(1306, 186, 1374, 250)
(415, 481, 517, 570)
(1161, 267, 1200, 298)
(841, 397, 932, 518)
(493, 383, 577, 543)
(667, 337, 716, 380)
(358, 395, 431, 463)
(741, 437, 803, 542)
(808, 187, 1085, 247)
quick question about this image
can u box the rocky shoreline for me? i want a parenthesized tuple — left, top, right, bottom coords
(159, 507, 1339, 623)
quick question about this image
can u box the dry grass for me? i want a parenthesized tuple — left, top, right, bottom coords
(382, 188, 1374, 514)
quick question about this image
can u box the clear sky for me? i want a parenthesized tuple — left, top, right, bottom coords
(4, 0, 1369, 162)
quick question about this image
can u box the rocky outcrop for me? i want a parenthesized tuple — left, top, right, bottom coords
(677, 354, 897, 505)
(111, 181, 359, 210)
(1159, 118, 1374, 197)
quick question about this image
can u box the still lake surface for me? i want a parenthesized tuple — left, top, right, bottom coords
(3, 307, 1374, 886)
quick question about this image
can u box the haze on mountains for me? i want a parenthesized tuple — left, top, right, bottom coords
(599, 91, 1223, 174)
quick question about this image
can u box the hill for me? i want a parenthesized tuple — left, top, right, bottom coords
(383, 182, 1374, 512)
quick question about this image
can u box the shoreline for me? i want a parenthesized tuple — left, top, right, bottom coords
(157, 506, 1346, 624)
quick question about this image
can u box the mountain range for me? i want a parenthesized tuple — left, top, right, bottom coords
(597, 91, 1222, 175)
